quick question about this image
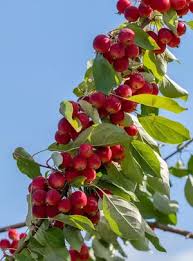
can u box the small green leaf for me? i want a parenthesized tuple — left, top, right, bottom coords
(70, 176, 86, 187)
(143, 51, 165, 81)
(163, 9, 178, 33)
(130, 94, 186, 113)
(153, 192, 178, 215)
(15, 249, 35, 261)
(139, 115, 190, 144)
(186, 20, 193, 30)
(185, 176, 193, 206)
(188, 155, 193, 174)
(64, 227, 83, 251)
(51, 152, 63, 167)
(93, 54, 119, 94)
(170, 167, 189, 178)
(164, 48, 180, 63)
(159, 75, 188, 100)
(54, 214, 95, 234)
(103, 195, 145, 240)
(141, 105, 159, 116)
(60, 101, 81, 132)
(130, 238, 150, 251)
(79, 100, 101, 124)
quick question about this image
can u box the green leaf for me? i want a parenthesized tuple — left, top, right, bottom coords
(26, 194, 35, 227)
(121, 145, 144, 183)
(103, 195, 145, 240)
(184, 176, 193, 206)
(93, 54, 119, 94)
(54, 214, 95, 234)
(15, 249, 35, 261)
(186, 20, 193, 30)
(130, 238, 150, 251)
(141, 105, 159, 116)
(13, 147, 33, 160)
(139, 115, 190, 144)
(143, 51, 165, 81)
(64, 227, 83, 251)
(48, 143, 72, 152)
(153, 192, 178, 215)
(188, 155, 193, 174)
(73, 123, 131, 148)
(51, 152, 63, 167)
(159, 75, 188, 100)
(170, 167, 189, 178)
(131, 140, 161, 177)
(60, 101, 81, 132)
(163, 9, 178, 33)
(164, 48, 180, 63)
(129, 94, 186, 114)
(92, 239, 116, 261)
(126, 24, 159, 50)
(79, 100, 101, 124)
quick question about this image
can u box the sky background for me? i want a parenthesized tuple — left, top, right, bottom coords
(0, 1, 193, 260)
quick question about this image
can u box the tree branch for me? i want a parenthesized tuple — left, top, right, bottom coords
(164, 138, 193, 161)
(0, 222, 26, 233)
(149, 222, 193, 239)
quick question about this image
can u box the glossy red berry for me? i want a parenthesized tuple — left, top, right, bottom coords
(73, 155, 87, 171)
(97, 146, 112, 164)
(151, 83, 159, 95)
(116, 0, 131, 13)
(58, 198, 71, 213)
(189, 1, 193, 12)
(46, 205, 60, 218)
(111, 145, 125, 161)
(177, 21, 186, 36)
(158, 28, 173, 44)
(32, 205, 47, 218)
(125, 124, 139, 136)
(70, 191, 87, 209)
(61, 152, 73, 168)
(76, 113, 90, 130)
(31, 176, 47, 192)
(113, 57, 129, 72)
(10, 240, 19, 254)
(121, 100, 137, 113)
(46, 189, 61, 206)
(19, 233, 27, 240)
(105, 95, 122, 114)
(65, 170, 80, 183)
(32, 189, 47, 206)
(170, 0, 186, 10)
(55, 131, 71, 144)
(79, 144, 94, 158)
(138, 2, 153, 17)
(89, 211, 100, 225)
(110, 110, 125, 125)
(93, 35, 111, 53)
(0, 239, 11, 250)
(8, 229, 19, 241)
(115, 84, 132, 98)
(177, 5, 189, 16)
(168, 34, 181, 48)
(58, 118, 72, 134)
(79, 244, 90, 260)
(90, 91, 106, 108)
(124, 6, 140, 22)
(125, 44, 140, 58)
(118, 28, 135, 45)
(110, 43, 125, 59)
(48, 172, 65, 189)
(82, 168, 96, 183)
(135, 82, 153, 94)
(87, 154, 101, 170)
(150, 0, 171, 13)
(70, 101, 80, 117)
(128, 73, 145, 90)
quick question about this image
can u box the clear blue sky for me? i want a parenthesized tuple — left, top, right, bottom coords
(0, 1, 193, 260)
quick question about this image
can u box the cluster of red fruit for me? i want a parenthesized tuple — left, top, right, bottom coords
(117, 0, 193, 17)
(93, 0, 189, 74)
(69, 244, 90, 261)
(0, 229, 27, 254)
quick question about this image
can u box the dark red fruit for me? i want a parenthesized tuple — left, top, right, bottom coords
(111, 145, 125, 161)
(32, 189, 47, 206)
(69, 249, 80, 261)
(46, 189, 61, 206)
(113, 57, 129, 72)
(105, 95, 122, 114)
(93, 35, 111, 53)
(73, 155, 87, 171)
(150, 0, 171, 13)
(128, 73, 145, 90)
(10, 240, 19, 254)
(138, 2, 153, 17)
(110, 43, 125, 59)
(87, 154, 101, 170)
(177, 21, 186, 36)
(118, 28, 135, 45)
(61, 152, 73, 168)
(125, 44, 140, 58)
(46, 205, 60, 218)
(0, 239, 10, 250)
(115, 84, 132, 98)
(110, 110, 125, 125)
(71, 207, 85, 215)
(97, 146, 112, 164)
(177, 5, 189, 16)
(125, 124, 139, 136)
(65, 170, 80, 183)
(76, 113, 90, 130)
(121, 100, 137, 113)
(8, 229, 19, 241)
(170, 0, 186, 10)
(189, 1, 193, 13)
(53, 221, 64, 229)
(98, 108, 109, 118)
(151, 83, 159, 95)
(168, 34, 181, 48)
(79, 244, 90, 260)
(154, 41, 166, 55)
(90, 91, 106, 108)
(58, 198, 71, 213)
(70, 191, 87, 209)
(19, 233, 27, 240)
(70, 101, 80, 117)
(84, 196, 98, 215)
(48, 172, 65, 189)
(158, 28, 173, 44)
(116, 0, 131, 13)
(89, 211, 100, 225)
(82, 168, 96, 183)
(124, 6, 140, 22)
(31, 176, 47, 192)
(58, 118, 72, 134)
(79, 144, 93, 158)
(55, 131, 71, 144)
(32, 205, 47, 218)
(136, 82, 153, 94)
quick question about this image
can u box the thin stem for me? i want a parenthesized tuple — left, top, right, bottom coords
(0, 222, 26, 233)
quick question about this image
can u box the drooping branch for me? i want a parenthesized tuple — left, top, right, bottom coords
(0, 222, 26, 233)
(164, 138, 193, 161)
